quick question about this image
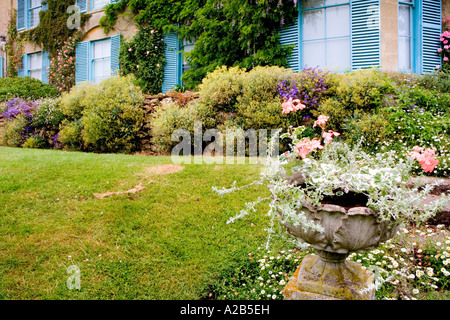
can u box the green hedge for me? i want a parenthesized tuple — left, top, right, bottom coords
(0, 77, 60, 102)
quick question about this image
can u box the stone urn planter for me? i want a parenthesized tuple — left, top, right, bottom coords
(280, 194, 399, 300)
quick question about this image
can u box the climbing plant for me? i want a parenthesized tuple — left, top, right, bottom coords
(120, 26, 166, 94)
(5, 9, 23, 77)
(100, 0, 298, 89)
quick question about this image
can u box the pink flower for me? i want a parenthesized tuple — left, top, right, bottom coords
(313, 115, 329, 129)
(436, 65, 441, 69)
(445, 40, 449, 44)
(281, 98, 306, 114)
(409, 146, 439, 173)
(444, 46, 449, 50)
(322, 130, 341, 145)
(294, 138, 323, 159)
(445, 57, 449, 61)
(438, 48, 443, 52)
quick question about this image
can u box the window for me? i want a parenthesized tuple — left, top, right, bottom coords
(28, 0, 42, 28)
(302, 0, 351, 71)
(91, 39, 111, 84)
(75, 35, 121, 84)
(182, 40, 195, 74)
(28, 52, 42, 80)
(18, 51, 50, 83)
(398, 0, 413, 71)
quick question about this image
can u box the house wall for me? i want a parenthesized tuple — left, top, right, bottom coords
(443, 0, 450, 20)
(0, 0, 14, 39)
(380, 0, 398, 73)
(81, 9, 136, 43)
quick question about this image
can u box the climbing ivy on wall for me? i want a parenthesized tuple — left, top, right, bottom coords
(5, 9, 23, 77)
(100, 0, 298, 89)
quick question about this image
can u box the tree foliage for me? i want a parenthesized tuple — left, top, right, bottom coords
(100, 0, 298, 89)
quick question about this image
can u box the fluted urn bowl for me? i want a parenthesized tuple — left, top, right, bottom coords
(282, 200, 399, 300)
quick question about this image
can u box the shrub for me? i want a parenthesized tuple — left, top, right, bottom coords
(315, 69, 394, 131)
(198, 66, 246, 113)
(58, 75, 145, 153)
(0, 77, 60, 102)
(2, 114, 28, 147)
(150, 101, 215, 153)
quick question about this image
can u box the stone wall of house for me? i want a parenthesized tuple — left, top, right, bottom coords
(443, 0, 450, 20)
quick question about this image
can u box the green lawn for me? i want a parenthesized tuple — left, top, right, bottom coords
(0, 147, 278, 299)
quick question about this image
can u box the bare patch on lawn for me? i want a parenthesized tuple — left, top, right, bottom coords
(93, 183, 145, 199)
(146, 164, 184, 174)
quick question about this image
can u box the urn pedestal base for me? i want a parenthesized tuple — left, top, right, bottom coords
(283, 253, 375, 300)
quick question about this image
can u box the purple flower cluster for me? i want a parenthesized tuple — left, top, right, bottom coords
(1, 98, 37, 121)
(277, 67, 328, 110)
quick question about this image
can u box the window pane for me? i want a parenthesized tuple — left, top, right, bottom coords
(93, 58, 111, 83)
(326, 5, 350, 38)
(29, 8, 41, 27)
(326, 0, 348, 5)
(30, 70, 41, 80)
(303, 9, 325, 40)
(326, 37, 350, 70)
(29, 53, 42, 69)
(398, 5, 411, 36)
(399, 37, 411, 70)
(303, 0, 324, 9)
(93, 40, 111, 59)
(92, 0, 110, 9)
(303, 40, 326, 68)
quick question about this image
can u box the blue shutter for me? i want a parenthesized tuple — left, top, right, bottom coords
(76, 0, 87, 13)
(41, 51, 50, 83)
(0, 56, 3, 78)
(75, 41, 89, 83)
(17, 0, 26, 30)
(110, 34, 121, 76)
(351, 0, 381, 70)
(279, 17, 300, 72)
(418, 0, 442, 73)
(18, 55, 28, 77)
(162, 32, 181, 93)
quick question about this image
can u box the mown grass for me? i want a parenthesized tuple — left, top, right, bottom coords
(0, 147, 285, 299)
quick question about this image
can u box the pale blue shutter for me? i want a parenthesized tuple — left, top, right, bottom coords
(17, 0, 26, 30)
(351, 0, 381, 70)
(18, 55, 28, 77)
(75, 41, 89, 83)
(41, 51, 50, 83)
(110, 34, 121, 76)
(0, 57, 3, 78)
(419, 0, 442, 73)
(162, 32, 181, 93)
(76, 0, 87, 13)
(279, 17, 300, 72)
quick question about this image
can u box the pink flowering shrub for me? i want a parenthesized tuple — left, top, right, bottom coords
(409, 146, 440, 173)
(48, 35, 77, 92)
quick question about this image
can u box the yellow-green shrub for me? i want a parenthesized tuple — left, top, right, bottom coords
(2, 114, 27, 147)
(197, 66, 246, 112)
(58, 75, 145, 153)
